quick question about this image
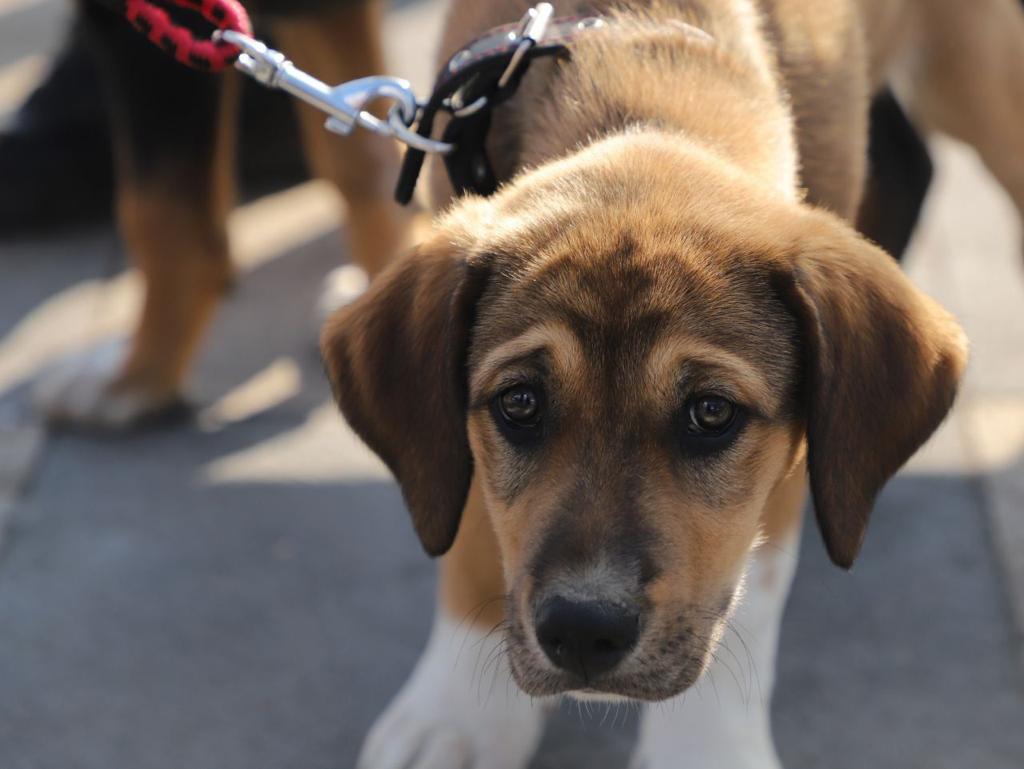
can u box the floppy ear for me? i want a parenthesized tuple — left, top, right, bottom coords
(776, 210, 968, 569)
(320, 236, 489, 556)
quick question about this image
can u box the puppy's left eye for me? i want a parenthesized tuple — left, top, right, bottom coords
(687, 396, 736, 434)
(492, 384, 544, 444)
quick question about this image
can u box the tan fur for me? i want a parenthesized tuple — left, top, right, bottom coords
(759, 451, 808, 546)
(470, 323, 587, 402)
(439, 478, 508, 631)
(644, 336, 780, 416)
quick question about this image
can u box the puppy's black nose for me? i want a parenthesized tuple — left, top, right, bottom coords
(535, 597, 639, 680)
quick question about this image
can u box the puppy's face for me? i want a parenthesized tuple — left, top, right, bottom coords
(465, 216, 803, 699)
(322, 134, 967, 702)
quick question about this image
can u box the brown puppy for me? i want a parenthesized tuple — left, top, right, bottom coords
(320, 1, 987, 767)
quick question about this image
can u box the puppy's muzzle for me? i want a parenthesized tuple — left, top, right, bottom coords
(534, 596, 640, 680)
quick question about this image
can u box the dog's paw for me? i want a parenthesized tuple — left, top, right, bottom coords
(356, 616, 546, 769)
(33, 340, 182, 429)
(630, 728, 782, 769)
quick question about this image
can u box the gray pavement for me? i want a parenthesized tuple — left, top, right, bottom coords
(1, 1, 1023, 768)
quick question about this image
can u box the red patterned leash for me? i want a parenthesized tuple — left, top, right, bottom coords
(121, 0, 252, 72)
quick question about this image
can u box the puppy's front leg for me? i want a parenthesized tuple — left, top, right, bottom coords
(632, 508, 802, 769)
(357, 483, 546, 769)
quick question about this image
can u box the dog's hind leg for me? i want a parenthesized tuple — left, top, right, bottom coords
(270, 2, 423, 284)
(632, 469, 805, 769)
(356, 480, 546, 769)
(901, 0, 1024, 232)
(35, 1, 237, 428)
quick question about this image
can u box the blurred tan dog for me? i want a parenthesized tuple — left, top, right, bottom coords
(317, 1, 1017, 767)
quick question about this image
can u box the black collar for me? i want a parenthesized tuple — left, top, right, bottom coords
(394, 7, 606, 204)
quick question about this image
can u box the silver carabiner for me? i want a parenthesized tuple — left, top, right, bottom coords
(386, 106, 455, 154)
(216, 29, 451, 153)
(217, 30, 414, 136)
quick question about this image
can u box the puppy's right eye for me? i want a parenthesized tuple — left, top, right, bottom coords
(492, 384, 543, 443)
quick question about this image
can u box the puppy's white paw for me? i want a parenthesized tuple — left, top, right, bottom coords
(33, 340, 180, 429)
(356, 615, 546, 769)
(630, 643, 782, 769)
(631, 705, 782, 769)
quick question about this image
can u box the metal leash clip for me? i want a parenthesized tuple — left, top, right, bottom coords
(214, 29, 454, 154)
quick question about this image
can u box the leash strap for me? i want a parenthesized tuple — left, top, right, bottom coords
(96, 0, 253, 72)
(394, 11, 606, 203)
